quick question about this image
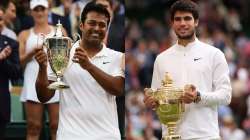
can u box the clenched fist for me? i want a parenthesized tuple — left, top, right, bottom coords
(180, 84, 198, 104)
(72, 47, 93, 70)
(143, 88, 159, 110)
(34, 47, 47, 69)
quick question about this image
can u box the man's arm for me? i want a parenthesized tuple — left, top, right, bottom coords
(88, 52, 125, 96)
(87, 64, 124, 96)
(197, 50, 232, 106)
(73, 47, 124, 96)
(35, 47, 56, 103)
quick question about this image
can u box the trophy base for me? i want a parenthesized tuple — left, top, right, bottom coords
(48, 81, 69, 90)
(162, 135, 181, 140)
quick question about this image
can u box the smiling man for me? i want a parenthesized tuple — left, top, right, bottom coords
(35, 1, 124, 140)
(143, 0, 232, 140)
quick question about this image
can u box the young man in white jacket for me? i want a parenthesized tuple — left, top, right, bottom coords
(143, 0, 232, 139)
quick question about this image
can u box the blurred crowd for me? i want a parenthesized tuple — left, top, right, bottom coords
(125, 0, 250, 140)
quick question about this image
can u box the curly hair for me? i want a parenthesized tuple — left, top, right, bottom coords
(170, 0, 199, 21)
(81, 1, 111, 25)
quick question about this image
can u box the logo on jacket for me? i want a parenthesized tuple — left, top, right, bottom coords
(103, 62, 110, 64)
(194, 57, 202, 61)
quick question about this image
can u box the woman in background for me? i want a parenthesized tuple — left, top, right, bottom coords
(18, 0, 66, 140)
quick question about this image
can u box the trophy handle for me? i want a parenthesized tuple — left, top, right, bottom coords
(72, 33, 81, 43)
(144, 88, 155, 96)
(37, 33, 49, 50)
(145, 88, 161, 103)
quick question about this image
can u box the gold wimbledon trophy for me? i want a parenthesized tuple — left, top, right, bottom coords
(43, 21, 79, 90)
(145, 72, 184, 140)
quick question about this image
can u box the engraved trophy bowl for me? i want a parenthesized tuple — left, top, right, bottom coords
(145, 72, 184, 140)
(43, 21, 80, 90)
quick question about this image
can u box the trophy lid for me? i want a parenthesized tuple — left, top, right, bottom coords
(55, 20, 63, 37)
(162, 72, 173, 87)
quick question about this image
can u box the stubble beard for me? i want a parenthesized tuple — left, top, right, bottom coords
(84, 38, 102, 49)
(83, 30, 105, 49)
(176, 30, 195, 40)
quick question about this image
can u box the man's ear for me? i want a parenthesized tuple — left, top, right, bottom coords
(79, 22, 84, 31)
(194, 19, 199, 27)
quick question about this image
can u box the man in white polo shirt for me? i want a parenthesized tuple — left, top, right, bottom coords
(34, 2, 124, 140)
(143, 0, 232, 140)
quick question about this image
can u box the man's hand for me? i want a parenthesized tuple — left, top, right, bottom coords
(181, 84, 198, 104)
(143, 88, 159, 110)
(0, 46, 12, 61)
(34, 47, 47, 69)
(72, 47, 93, 70)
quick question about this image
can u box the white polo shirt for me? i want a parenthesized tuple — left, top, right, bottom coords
(151, 38, 232, 140)
(48, 41, 124, 140)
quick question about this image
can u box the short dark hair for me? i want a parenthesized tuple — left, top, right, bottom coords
(81, 1, 111, 26)
(170, 0, 199, 21)
(0, 6, 4, 12)
(93, 0, 113, 8)
(1, 0, 15, 12)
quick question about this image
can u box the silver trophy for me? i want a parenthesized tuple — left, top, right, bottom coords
(43, 21, 79, 90)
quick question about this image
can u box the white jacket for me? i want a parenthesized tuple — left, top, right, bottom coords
(151, 38, 232, 139)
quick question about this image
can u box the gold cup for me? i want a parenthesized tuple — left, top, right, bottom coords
(145, 72, 184, 140)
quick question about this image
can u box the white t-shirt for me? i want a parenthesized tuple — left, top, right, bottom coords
(151, 38, 232, 140)
(48, 41, 124, 140)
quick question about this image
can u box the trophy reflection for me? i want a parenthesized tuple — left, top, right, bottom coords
(43, 21, 78, 90)
(145, 72, 184, 140)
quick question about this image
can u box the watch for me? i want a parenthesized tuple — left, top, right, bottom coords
(194, 91, 201, 103)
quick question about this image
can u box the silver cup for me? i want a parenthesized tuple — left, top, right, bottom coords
(43, 21, 79, 90)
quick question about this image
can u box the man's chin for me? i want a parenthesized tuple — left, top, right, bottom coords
(177, 34, 194, 40)
(89, 37, 102, 42)
(86, 39, 102, 47)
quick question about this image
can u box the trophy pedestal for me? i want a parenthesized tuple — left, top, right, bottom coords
(48, 81, 70, 90)
(162, 135, 181, 140)
(162, 122, 181, 140)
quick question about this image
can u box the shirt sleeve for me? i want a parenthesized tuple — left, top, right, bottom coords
(111, 53, 125, 78)
(199, 50, 232, 106)
(151, 57, 161, 90)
